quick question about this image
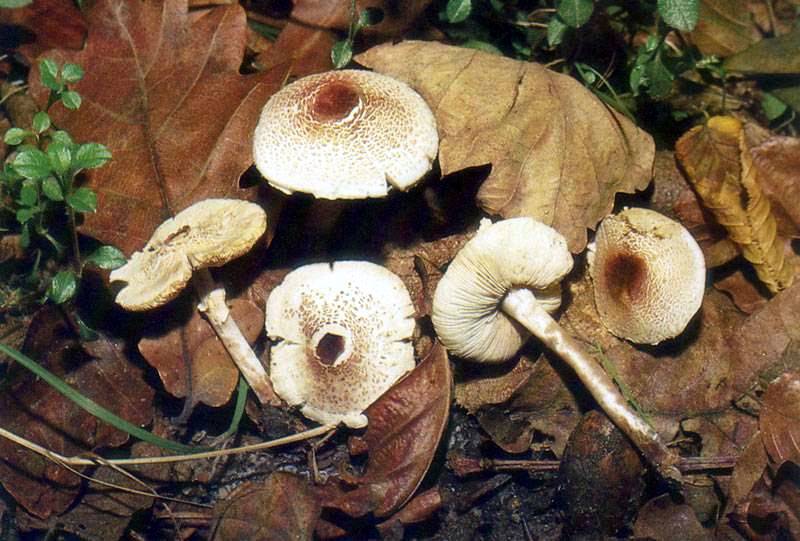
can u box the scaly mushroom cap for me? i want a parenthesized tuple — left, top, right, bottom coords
(110, 199, 267, 311)
(432, 218, 574, 363)
(265, 261, 416, 428)
(252, 69, 438, 199)
(588, 207, 706, 345)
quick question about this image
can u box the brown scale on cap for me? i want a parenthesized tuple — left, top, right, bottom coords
(266, 262, 416, 428)
(589, 207, 706, 345)
(310, 80, 362, 122)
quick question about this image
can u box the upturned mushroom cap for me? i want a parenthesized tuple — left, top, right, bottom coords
(588, 207, 706, 345)
(265, 261, 416, 428)
(110, 199, 267, 311)
(253, 69, 438, 199)
(432, 218, 574, 363)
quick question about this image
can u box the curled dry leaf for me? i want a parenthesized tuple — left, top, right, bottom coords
(138, 297, 263, 408)
(676, 115, 795, 294)
(356, 40, 654, 253)
(0, 307, 154, 519)
(213, 472, 321, 541)
(29, 0, 289, 255)
(759, 372, 800, 466)
(751, 135, 800, 235)
(321, 342, 452, 518)
(559, 411, 646, 538)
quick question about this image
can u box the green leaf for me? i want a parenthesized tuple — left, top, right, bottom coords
(547, 16, 569, 47)
(460, 40, 503, 55)
(50, 130, 75, 147)
(84, 245, 126, 270)
(761, 92, 788, 120)
(13, 149, 52, 180)
(75, 314, 100, 341)
(66, 187, 97, 213)
(557, 0, 593, 28)
(331, 40, 353, 69)
(42, 177, 64, 201)
(645, 55, 675, 98)
(3, 127, 29, 145)
(358, 7, 384, 27)
(0, 0, 33, 7)
(32, 111, 51, 134)
(47, 271, 78, 304)
(15, 207, 36, 224)
(19, 179, 38, 206)
(61, 90, 82, 110)
(47, 142, 72, 175)
(61, 63, 84, 84)
(74, 142, 112, 170)
(657, 0, 699, 31)
(39, 58, 61, 91)
(445, 0, 472, 23)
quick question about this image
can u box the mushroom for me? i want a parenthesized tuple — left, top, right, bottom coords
(588, 207, 706, 345)
(265, 261, 415, 428)
(252, 69, 438, 199)
(432, 218, 681, 481)
(109, 199, 276, 405)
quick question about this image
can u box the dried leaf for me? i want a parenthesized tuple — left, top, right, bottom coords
(687, 0, 760, 57)
(356, 40, 654, 253)
(751, 135, 800, 236)
(760, 372, 800, 465)
(729, 463, 800, 540)
(29, 0, 289, 255)
(291, 0, 433, 37)
(0, 307, 154, 518)
(455, 356, 535, 413)
(138, 297, 263, 408)
(714, 270, 769, 313)
(322, 342, 452, 518)
(676, 115, 795, 293)
(213, 472, 320, 541)
(254, 21, 335, 76)
(728, 432, 769, 507)
(633, 494, 709, 541)
(0, 0, 86, 58)
(724, 26, 800, 74)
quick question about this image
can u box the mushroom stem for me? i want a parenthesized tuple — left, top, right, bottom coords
(501, 287, 681, 483)
(194, 268, 278, 406)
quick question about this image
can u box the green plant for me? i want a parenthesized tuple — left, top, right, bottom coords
(331, 0, 384, 68)
(1, 58, 124, 309)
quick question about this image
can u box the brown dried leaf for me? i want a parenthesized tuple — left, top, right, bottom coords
(254, 21, 335, 76)
(0, 307, 154, 518)
(760, 372, 800, 465)
(138, 297, 263, 408)
(676, 115, 795, 293)
(687, 0, 760, 57)
(323, 342, 452, 518)
(213, 472, 320, 541)
(751, 135, 800, 236)
(0, 0, 86, 58)
(291, 0, 432, 37)
(728, 432, 769, 507)
(559, 411, 646, 537)
(356, 40, 654, 253)
(455, 356, 535, 413)
(633, 494, 710, 541)
(729, 463, 800, 540)
(29, 0, 289, 255)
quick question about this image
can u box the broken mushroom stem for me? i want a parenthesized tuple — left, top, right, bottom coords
(501, 287, 680, 481)
(193, 268, 277, 406)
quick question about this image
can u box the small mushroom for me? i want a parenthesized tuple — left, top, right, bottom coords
(109, 199, 276, 405)
(432, 218, 681, 481)
(265, 261, 416, 428)
(252, 69, 438, 199)
(588, 207, 706, 345)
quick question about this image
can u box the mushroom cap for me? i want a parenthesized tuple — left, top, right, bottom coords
(432, 218, 574, 363)
(252, 69, 438, 199)
(265, 261, 416, 428)
(109, 199, 267, 311)
(588, 207, 706, 345)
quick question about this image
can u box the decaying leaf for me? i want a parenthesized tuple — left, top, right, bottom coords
(29, 0, 289, 255)
(213, 472, 321, 540)
(727, 432, 770, 508)
(751, 135, 800, 235)
(760, 372, 800, 466)
(724, 26, 800, 74)
(728, 463, 800, 540)
(0, 0, 86, 58)
(322, 341, 451, 518)
(138, 297, 263, 409)
(633, 494, 710, 541)
(687, 0, 760, 57)
(291, 0, 433, 38)
(356, 40, 654, 253)
(254, 21, 335, 76)
(0, 307, 154, 519)
(676, 115, 795, 293)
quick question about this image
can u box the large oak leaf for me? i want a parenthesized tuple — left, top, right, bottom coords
(356, 41, 654, 252)
(29, 0, 288, 254)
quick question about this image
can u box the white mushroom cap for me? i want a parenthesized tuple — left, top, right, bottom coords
(588, 207, 706, 345)
(110, 199, 267, 311)
(252, 69, 438, 199)
(432, 218, 574, 363)
(265, 261, 416, 428)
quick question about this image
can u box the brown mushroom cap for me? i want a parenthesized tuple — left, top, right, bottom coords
(109, 199, 267, 311)
(252, 69, 438, 199)
(588, 207, 706, 345)
(265, 261, 416, 428)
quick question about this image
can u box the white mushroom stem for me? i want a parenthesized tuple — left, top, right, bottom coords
(501, 287, 681, 482)
(194, 269, 278, 406)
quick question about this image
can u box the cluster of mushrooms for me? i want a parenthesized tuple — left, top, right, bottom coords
(109, 69, 707, 482)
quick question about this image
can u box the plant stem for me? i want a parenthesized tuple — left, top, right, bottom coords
(67, 204, 82, 274)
